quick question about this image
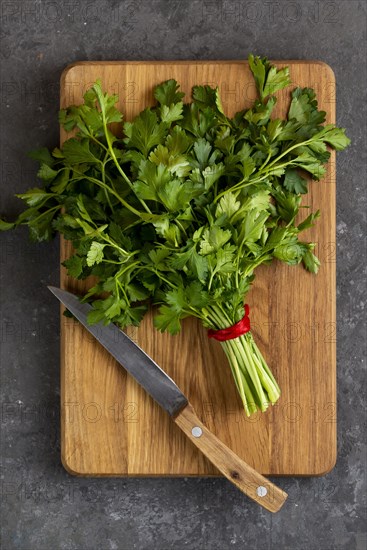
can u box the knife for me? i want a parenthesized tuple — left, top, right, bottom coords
(49, 286, 287, 513)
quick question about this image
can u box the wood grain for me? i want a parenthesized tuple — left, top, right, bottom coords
(175, 403, 287, 512)
(60, 60, 337, 476)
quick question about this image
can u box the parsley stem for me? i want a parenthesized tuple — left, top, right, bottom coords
(205, 305, 254, 413)
(248, 342, 279, 402)
(113, 262, 141, 285)
(20, 204, 61, 225)
(259, 138, 312, 173)
(235, 335, 268, 409)
(101, 162, 114, 212)
(222, 341, 250, 415)
(227, 339, 260, 413)
(213, 174, 269, 204)
(94, 84, 152, 215)
(204, 303, 280, 415)
(175, 219, 188, 240)
(259, 150, 273, 171)
(215, 138, 314, 204)
(116, 279, 130, 305)
(73, 171, 147, 219)
(87, 132, 109, 154)
(146, 269, 176, 289)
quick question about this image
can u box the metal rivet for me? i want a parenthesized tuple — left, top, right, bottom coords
(192, 426, 203, 438)
(256, 486, 267, 497)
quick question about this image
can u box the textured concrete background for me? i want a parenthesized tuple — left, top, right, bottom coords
(0, 1, 366, 549)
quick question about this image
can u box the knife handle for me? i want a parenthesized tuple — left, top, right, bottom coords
(174, 403, 287, 513)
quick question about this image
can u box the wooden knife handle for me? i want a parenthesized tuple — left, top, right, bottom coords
(174, 403, 287, 513)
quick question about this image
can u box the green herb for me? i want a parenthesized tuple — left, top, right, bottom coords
(1, 55, 350, 416)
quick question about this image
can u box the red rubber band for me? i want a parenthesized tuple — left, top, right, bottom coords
(208, 304, 251, 342)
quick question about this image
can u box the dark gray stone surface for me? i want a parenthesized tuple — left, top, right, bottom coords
(0, 1, 366, 549)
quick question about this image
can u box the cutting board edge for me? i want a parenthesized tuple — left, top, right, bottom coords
(59, 445, 337, 477)
(60, 59, 336, 87)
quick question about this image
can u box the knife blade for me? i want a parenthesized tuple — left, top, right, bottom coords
(49, 286, 287, 513)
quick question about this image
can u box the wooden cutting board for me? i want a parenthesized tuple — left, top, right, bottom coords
(60, 60, 336, 476)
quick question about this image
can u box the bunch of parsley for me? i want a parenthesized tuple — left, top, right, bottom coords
(1, 56, 350, 416)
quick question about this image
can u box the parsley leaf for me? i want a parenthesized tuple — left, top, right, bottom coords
(123, 109, 167, 156)
(160, 102, 184, 124)
(283, 168, 308, 194)
(249, 55, 290, 100)
(87, 242, 106, 266)
(288, 87, 326, 125)
(63, 254, 84, 278)
(154, 79, 185, 106)
(302, 247, 321, 273)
